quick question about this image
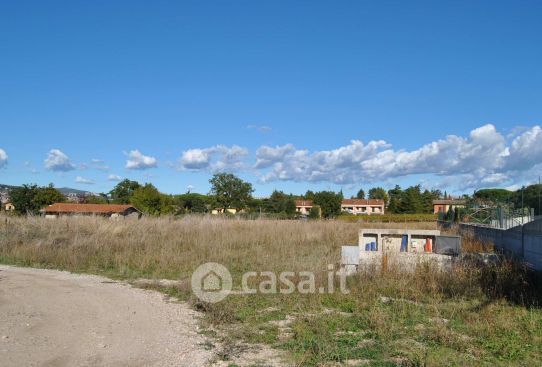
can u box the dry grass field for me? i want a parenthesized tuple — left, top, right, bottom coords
(1, 215, 541, 366)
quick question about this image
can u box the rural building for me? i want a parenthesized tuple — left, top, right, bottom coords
(41, 203, 142, 218)
(432, 199, 466, 214)
(295, 200, 313, 215)
(211, 208, 240, 215)
(341, 199, 384, 215)
(3, 202, 15, 211)
(296, 199, 385, 216)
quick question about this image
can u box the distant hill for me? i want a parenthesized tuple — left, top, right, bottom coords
(0, 184, 19, 193)
(56, 187, 98, 196)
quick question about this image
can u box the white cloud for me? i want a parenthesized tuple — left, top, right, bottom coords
(179, 148, 211, 170)
(44, 149, 76, 171)
(108, 174, 122, 182)
(0, 148, 7, 168)
(255, 144, 296, 169)
(254, 124, 542, 189)
(178, 145, 248, 172)
(125, 150, 157, 170)
(505, 126, 542, 171)
(359, 124, 507, 180)
(75, 176, 94, 184)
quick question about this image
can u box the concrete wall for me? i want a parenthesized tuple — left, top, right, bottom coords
(442, 218, 542, 271)
(523, 219, 542, 270)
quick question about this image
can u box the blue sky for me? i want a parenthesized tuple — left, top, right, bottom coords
(1, 0, 541, 197)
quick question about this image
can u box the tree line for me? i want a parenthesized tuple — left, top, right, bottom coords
(474, 186, 542, 215)
(6, 174, 542, 217)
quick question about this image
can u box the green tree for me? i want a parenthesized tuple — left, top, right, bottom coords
(83, 193, 108, 204)
(308, 205, 321, 219)
(33, 184, 66, 209)
(10, 184, 40, 214)
(368, 187, 389, 204)
(175, 193, 208, 214)
(313, 191, 342, 219)
(355, 189, 365, 200)
(398, 185, 424, 214)
(159, 194, 177, 215)
(209, 173, 253, 211)
(268, 190, 296, 216)
(304, 190, 315, 201)
(421, 189, 435, 214)
(10, 184, 65, 215)
(387, 185, 402, 213)
(130, 184, 162, 215)
(109, 179, 141, 204)
(474, 188, 513, 205)
(512, 184, 542, 215)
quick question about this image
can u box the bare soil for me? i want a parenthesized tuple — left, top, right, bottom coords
(0, 265, 214, 367)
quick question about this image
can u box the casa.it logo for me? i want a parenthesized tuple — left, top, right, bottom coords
(191, 262, 233, 303)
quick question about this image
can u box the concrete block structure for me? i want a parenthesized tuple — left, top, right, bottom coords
(342, 228, 455, 273)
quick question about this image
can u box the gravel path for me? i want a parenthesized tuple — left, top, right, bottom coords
(0, 265, 214, 367)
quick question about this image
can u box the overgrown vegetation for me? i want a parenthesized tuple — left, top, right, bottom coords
(1, 215, 540, 366)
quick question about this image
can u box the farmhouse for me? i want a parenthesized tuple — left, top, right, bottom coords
(295, 200, 313, 215)
(41, 203, 142, 218)
(341, 199, 384, 215)
(296, 199, 385, 216)
(432, 199, 466, 214)
(211, 208, 240, 215)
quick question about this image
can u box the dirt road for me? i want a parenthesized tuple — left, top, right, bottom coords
(0, 265, 213, 367)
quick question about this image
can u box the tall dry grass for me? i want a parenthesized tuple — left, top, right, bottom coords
(0, 215, 429, 279)
(0, 215, 535, 306)
(0, 215, 436, 280)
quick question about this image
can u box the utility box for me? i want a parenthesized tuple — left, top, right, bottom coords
(433, 235, 461, 256)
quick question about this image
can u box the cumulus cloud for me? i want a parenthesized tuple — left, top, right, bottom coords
(75, 176, 94, 184)
(505, 126, 542, 170)
(0, 148, 7, 168)
(44, 149, 76, 171)
(125, 150, 157, 170)
(254, 124, 541, 189)
(178, 145, 248, 172)
(255, 144, 296, 169)
(108, 174, 122, 182)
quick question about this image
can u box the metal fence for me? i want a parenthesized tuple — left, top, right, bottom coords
(440, 206, 535, 229)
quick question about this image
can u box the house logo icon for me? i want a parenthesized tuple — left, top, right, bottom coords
(191, 262, 232, 303)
